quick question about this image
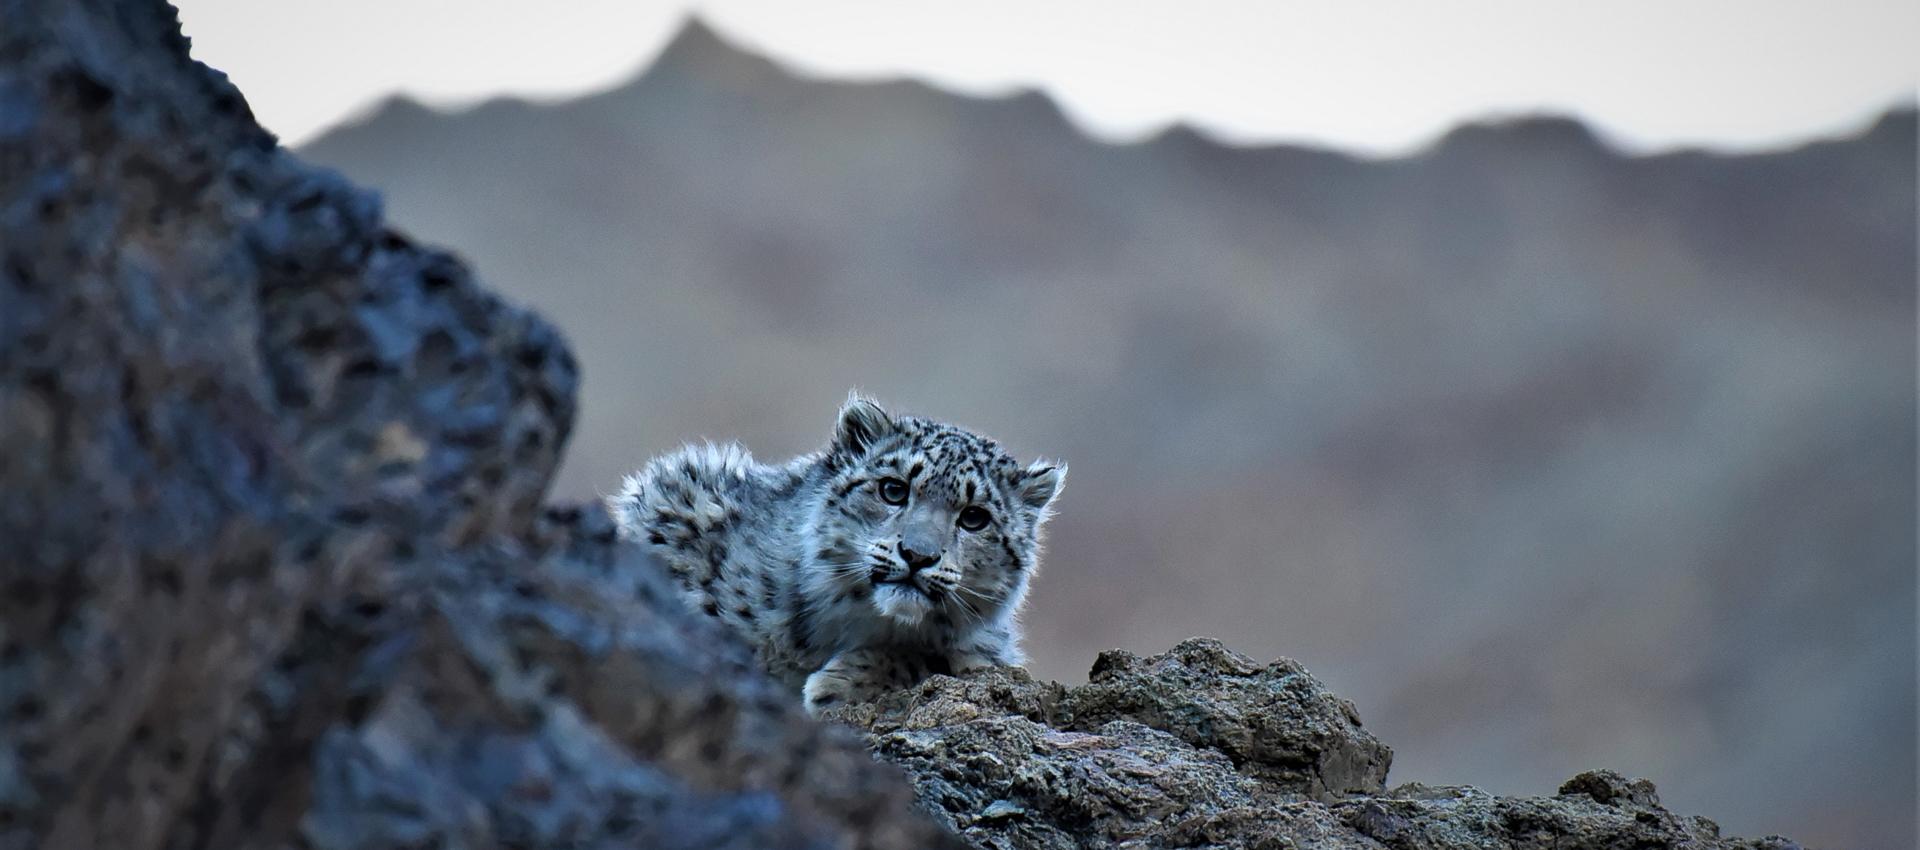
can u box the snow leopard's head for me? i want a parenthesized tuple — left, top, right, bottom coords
(810, 394, 1064, 630)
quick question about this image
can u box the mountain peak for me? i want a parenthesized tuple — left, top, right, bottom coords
(644, 15, 781, 84)
(656, 16, 729, 59)
(1865, 104, 1916, 141)
(1145, 121, 1219, 149)
(362, 93, 436, 122)
(1428, 114, 1613, 159)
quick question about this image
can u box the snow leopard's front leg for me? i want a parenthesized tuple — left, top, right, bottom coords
(803, 649, 935, 715)
(802, 633, 1024, 715)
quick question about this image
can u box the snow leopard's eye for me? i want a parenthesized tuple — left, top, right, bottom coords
(957, 505, 991, 531)
(878, 477, 909, 505)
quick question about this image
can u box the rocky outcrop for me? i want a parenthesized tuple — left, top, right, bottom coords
(0, 2, 952, 848)
(0, 3, 1817, 850)
(829, 641, 1803, 850)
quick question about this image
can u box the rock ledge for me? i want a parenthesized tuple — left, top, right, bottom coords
(830, 640, 1803, 850)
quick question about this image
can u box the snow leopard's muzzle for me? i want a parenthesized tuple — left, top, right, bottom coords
(867, 516, 969, 623)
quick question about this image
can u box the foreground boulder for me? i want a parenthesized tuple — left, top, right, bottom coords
(0, 2, 953, 848)
(829, 641, 1803, 850)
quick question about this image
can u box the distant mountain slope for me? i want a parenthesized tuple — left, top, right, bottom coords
(300, 20, 1917, 850)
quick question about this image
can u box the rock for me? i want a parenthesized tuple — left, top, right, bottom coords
(830, 645, 1805, 849)
(1060, 638, 1392, 798)
(1557, 769, 1663, 808)
(0, 2, 954, 849)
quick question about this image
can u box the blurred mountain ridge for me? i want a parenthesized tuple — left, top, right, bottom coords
(334, 18, 1913, 162)
(297, 17, 1916, 850)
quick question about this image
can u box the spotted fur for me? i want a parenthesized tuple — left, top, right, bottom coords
(607, 394, 1065, 715)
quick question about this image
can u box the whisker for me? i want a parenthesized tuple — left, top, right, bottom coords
(930, 581, 983, 619)
(952, 584, 998, 605)
(951, 593, 983, 624)
(821, 567, 876, 578)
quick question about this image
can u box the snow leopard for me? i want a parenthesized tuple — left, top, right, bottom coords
(606, 394, 1065, 715)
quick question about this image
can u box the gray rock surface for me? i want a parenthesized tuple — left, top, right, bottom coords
(829, 642, 1805, 850)
(0, 3, 1822, 850)
(1059, 640, 1391, 797)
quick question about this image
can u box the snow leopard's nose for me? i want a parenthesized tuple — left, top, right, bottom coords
(898, 543, 941, 573)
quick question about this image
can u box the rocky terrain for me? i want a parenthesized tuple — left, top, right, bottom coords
(0, 2, 1827, 848)
(832, 641, 1803, 849)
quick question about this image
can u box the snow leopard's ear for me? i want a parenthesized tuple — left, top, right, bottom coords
(1015, 461, 1066, 512)
(833, 392, 895, 456)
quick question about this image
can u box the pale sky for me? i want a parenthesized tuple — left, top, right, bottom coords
(174, 0, 1916, 154)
